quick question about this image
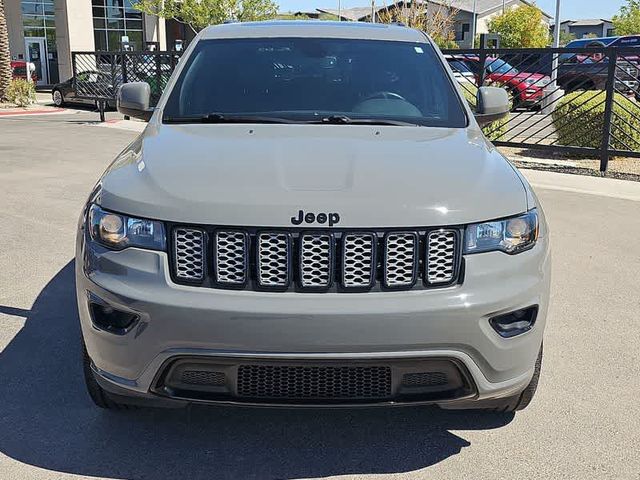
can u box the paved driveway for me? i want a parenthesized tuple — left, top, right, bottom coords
(1, 111, 639, 480)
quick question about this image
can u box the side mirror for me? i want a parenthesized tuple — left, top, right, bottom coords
(117, 82, 153, 121)
(474, 86, 510, 126)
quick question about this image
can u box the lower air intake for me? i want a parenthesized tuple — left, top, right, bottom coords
(237, 364, 392, 400)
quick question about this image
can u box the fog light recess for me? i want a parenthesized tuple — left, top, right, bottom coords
(88, 293, 139, 334)
(489, 306, 538, 338)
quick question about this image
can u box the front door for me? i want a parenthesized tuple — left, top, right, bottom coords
(25, 38, 48, 85)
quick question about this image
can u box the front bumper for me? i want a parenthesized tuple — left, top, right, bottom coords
(77, 232, 550, 407)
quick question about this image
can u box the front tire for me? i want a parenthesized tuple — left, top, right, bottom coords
(52, 89, 64, 107)
(82, 345, 135, 410)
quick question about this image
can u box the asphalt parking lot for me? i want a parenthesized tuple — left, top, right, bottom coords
(1, 110, 640, 480)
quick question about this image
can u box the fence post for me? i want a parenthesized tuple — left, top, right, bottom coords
(477, 43, 487, 88)
(600, 47, 617, 173)
(71, 52, 77, 90)
(121, 52, 128, 84)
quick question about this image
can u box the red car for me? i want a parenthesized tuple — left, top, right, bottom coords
(453, 56, 550, 109)
(10, 61, 37, 83)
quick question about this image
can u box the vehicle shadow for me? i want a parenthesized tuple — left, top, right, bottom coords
(0, 261, 514, 480)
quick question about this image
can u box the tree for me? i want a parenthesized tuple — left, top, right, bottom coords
(487, 4, 550, 48)
(134, 0, 278, 34)
(378, 1, 460, 49)
(613, 0, 640, 35)
(558, 30, 575, 46)
(0, 0, 12, 101)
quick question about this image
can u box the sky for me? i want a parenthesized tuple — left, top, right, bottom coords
(277, 0, 628, 21)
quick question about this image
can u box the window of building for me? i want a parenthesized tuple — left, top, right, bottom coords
(606, 28, 615, 37)
(456, 23, 470, 41)
(92, 0, 144, 51)
(21, 0, 58, 83)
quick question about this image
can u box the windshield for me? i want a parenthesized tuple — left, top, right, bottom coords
(486, 59, 518, 75)
(162, 38, 467, 127)
(447, 59, 473, 73)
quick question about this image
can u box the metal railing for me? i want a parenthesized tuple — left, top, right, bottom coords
(442, 45, 640, 171)
(71, 51, 182, 121)
(73, 47, 640, 171)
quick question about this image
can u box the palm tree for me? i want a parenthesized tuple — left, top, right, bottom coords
(0, 0, 12, 101)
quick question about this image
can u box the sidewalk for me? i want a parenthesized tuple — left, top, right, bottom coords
(521, 168, 640, 202)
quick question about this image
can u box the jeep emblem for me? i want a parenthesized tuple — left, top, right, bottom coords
(291, 209, 340, 226)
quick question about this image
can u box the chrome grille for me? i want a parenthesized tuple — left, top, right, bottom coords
(214, 231, 247, 285)
(173, 228, 205, 281)
(171, 227, 460, 291)
(257, 232, 290, 287)
(427, 230, 457, 284)
(342, 233, 375, 288)
(299, 233, 333, 288)
(384, 233, 418, 288)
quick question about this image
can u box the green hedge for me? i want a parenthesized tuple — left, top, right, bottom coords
(460, 84, 509, 141)
(552, 91, 640, 151)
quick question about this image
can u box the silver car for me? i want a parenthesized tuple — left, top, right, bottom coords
(77, 21, 550, 412)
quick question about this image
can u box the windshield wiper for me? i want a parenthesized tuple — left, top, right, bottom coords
(163, 113, 300, 124)
(315, 115, 419, 126)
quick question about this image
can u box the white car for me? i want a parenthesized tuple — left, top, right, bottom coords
(444, 55, 477, 86)
(77, 21, 550, 412)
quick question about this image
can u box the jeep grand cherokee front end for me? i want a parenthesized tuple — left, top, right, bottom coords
(77, 21, 550, 412)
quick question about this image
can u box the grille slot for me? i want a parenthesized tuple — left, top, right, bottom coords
(384, 232, 418, 288)
(257, 232, 290, 288)
(299, 233, 333, 288)
(426, 230, 457, 284)
(402, 372, 448, 387)
(181, 370, 226, 386)
(237, 364, 392, 400)
(342, 233, 375, 288)
(214, 230, 248, 285)
(173, 228, 205, 281)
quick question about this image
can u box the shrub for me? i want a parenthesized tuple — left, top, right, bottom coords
(6, 78, 36, 107)
(461, 83, 509, 141)
(553, 91, 640, 151)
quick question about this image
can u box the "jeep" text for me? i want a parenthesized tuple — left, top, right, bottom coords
(291, 210, 340, 226)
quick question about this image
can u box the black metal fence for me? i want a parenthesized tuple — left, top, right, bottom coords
(72, 51, 182, 120)
(73, 47, 640, 171)
(442, 45, 640, 171)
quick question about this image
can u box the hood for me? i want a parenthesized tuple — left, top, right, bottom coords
(99, 124, 527, 228)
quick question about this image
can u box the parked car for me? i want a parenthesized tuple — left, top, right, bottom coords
(565, 35, 640, 49)
(444, 55, 477, 86)
(78, 21, 549, 413)
(453, 56, 551, 109)
(51, 71, 117, 108)
(11, 60, 37, 83)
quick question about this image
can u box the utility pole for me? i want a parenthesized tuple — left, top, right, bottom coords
(338, 0, 341, 21)
(371, 0, 376, 23)
(470, 0, 477, 48)
(551, 0, 561, 86)
(502, 0, 506, 14)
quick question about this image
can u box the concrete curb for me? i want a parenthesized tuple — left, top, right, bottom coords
(0, 108, 68, 117)
(521, 168, 640, 202)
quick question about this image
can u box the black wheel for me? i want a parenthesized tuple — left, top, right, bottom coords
(82, 344, 135, 410)
(52, 89, 64, 107)
(476, 343, 543, 413)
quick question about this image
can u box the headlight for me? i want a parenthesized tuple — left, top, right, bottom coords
(88, 204, 166, 251)
(464, 209, 538, 254)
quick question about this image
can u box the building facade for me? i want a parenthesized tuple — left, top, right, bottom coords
(5, 0, 170, 86)
(317, 0, 552, 48)
(553, 19, 615, 40)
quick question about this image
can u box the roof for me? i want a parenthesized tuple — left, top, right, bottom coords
(563, 18, 612, 27)
(319, 0, 552, 21)
(315, 7, 375, 21)
(200, 20, 428, 43)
